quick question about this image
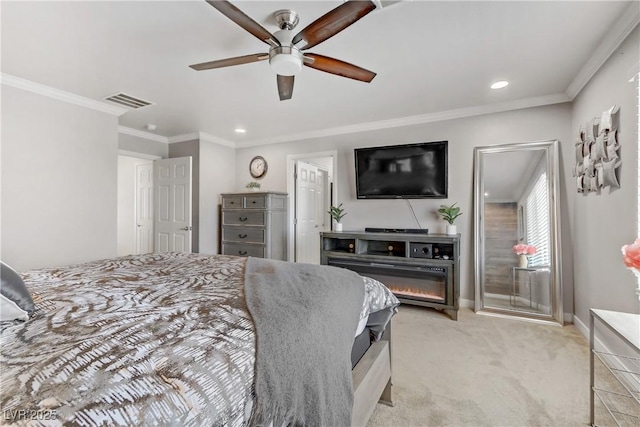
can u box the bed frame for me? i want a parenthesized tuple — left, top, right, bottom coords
(351, 322, 393, 426)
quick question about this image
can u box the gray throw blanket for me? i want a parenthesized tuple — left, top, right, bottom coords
(244, 257, 366, 427)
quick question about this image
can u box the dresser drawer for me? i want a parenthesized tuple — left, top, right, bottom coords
(222, 243, 265, 258)
(222, 227, 265, 244)
(222, 211, 265, 226)
(244, 195, 267, 209)
(222, 196, 243, 209)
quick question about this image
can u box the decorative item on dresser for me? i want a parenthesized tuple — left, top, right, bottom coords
(328, 203, 347, 232)
(437, 202, 462, 235)
(221, 192, 288, 260)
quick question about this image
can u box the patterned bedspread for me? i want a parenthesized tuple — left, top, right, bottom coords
(1, 253, 255, 426)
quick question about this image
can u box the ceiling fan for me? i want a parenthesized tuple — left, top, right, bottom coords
(189, 0, 378, 101)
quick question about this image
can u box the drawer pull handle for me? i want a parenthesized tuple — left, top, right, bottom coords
(230, 201, 235, 204)
(238, 250, 248, 256)
(251, 200, 257, 204)
(239, 234, 248, 239)
(239, 217, 248, 222)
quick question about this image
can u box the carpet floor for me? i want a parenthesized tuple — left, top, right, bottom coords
(368, 306, 591, 426)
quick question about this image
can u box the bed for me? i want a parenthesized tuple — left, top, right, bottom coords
(0, 253, 398, 426)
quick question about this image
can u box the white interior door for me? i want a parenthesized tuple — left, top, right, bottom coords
(154, 157, 192, 253)
(135, 162, 153, 254)
(295, 161, 320, 264)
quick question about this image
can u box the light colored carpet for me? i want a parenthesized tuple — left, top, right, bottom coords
(368, 306, 590, 426)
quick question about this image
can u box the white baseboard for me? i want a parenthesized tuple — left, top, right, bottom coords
(460, 298, 474, 309)
(574, 315, 589, 339)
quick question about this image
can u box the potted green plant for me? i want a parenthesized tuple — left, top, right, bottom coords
(246, 181, 261, 192)
(328, 203, 347, 232)
(437, 203, 462, 235)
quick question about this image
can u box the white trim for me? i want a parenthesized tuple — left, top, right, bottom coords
(168, 132, 200, 144)
(286, 151, 339, 262)
(236, 93, 569, 148)
(566, 2, 640, 99)
(574, 314, 589, 339)
(168, 132, 236, 148)
(460, 298, 474, 309)
(117, 150, 162, 161)
(564, 312, 573, 324)
(0, 73, 128, 116)
(118, 126, 168, 143)
(197, 132, 236, 149)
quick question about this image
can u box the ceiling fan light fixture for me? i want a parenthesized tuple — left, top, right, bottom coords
(269, 46, 303, 76)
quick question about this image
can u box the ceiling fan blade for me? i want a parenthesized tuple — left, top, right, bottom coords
(205, 0, 280, 47)
(304, 53, 376, 83)
(277, 75, 294, 101)
(292, 0, 377, 50)
(189, 53, 268, 71)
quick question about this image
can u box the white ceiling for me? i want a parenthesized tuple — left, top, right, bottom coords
(2, 1, 637, 146)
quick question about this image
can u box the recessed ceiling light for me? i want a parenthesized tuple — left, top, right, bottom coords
(234, 128, 246, 134)
(491, 81, 509, 90)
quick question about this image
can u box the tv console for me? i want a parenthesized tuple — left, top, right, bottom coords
(321, 230, 460, 320)
(365, 227, 429, 234)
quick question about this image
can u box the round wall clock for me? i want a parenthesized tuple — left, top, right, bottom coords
(249, 156, 268, 179)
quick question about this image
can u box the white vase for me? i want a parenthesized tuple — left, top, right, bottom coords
(518, 254, 528, 268)
(628, 268, 640, 301)
(446, 224, 457, 235)
(335, 223, 343, 232)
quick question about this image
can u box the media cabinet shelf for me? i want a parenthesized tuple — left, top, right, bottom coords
(321, 231, 460, 320)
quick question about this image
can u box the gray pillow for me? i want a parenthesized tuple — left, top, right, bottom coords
(1, 262, 35, 321)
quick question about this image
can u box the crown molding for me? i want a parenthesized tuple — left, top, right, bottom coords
(168, 131, 236, 148)
(566, 2, 640, 100)
(118, 126, 168, 143)
(197, 132, 236, 148)
(235, 93, 570, 148)
(0, 73, 128, 116)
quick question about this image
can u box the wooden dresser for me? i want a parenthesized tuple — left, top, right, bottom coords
(220, 192, 288, 260)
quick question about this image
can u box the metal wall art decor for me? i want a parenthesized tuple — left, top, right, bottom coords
(574, 105, 621, 194)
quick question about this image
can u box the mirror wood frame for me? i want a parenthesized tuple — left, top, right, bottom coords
(473, 140, 563, 325)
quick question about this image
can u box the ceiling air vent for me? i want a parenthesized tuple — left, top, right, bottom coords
(104, 92, 154, 109)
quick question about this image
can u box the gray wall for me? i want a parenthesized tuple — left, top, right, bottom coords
(569, 26, 640, 325)
(169, 140, 200, 253)
(119, 133, 168, 158)
(235, 103, 573, 307)
(199, 140, 235, 255)
(1, 86, 118, 270)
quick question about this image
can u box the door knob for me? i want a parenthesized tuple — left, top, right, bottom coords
(180, 226, 193, 231)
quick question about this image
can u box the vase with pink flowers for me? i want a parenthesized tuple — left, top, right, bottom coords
(621, 238, 640, 301)
(513, 244, 537, 268)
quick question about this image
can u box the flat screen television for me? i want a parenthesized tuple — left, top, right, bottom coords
(355, 141, 448, 199)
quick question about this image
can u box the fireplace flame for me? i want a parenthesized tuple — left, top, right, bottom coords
(389, 286, 445, 301)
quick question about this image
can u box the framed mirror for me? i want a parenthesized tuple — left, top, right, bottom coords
(473, 140, 563, 324)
